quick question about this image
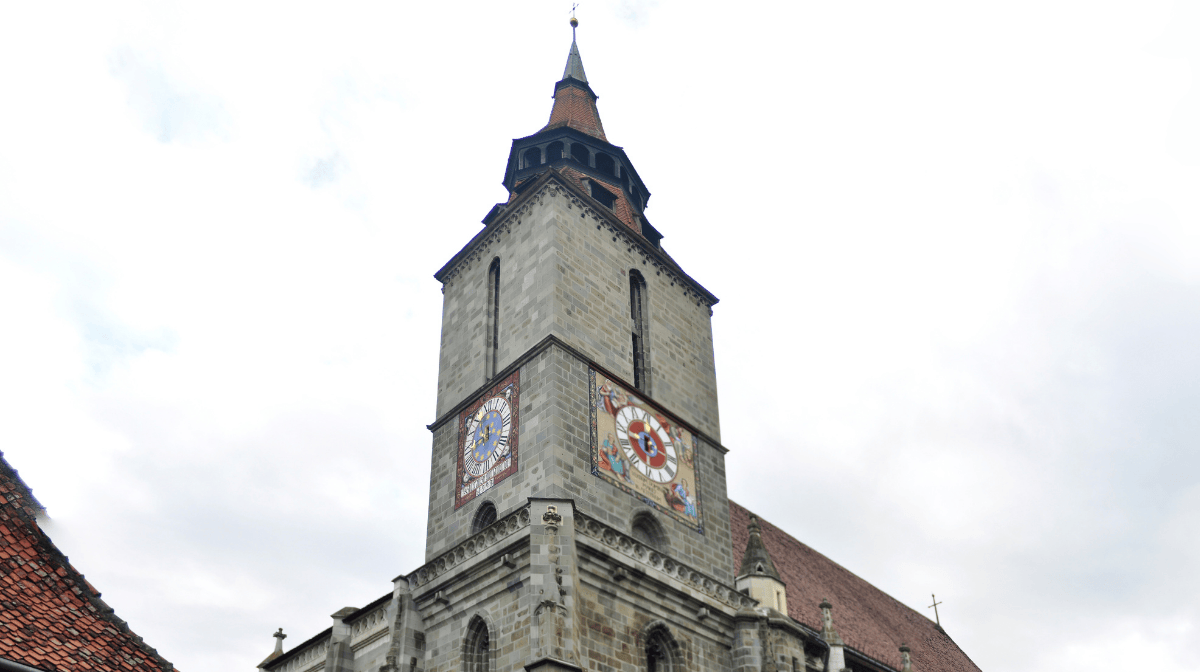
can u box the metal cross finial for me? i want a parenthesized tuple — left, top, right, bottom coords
(569, 4, 580, 37)
(927, 594, 943, 626)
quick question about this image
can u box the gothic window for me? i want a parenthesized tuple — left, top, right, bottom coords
(644, 624, 679, 672)
(463, 615, 490, 672)
(523, 147, 542, 169)
(486, 258, 501, 379)
(546, 141, 564, 161)
(629, 269, 648, 391)
(630, 512, 667, 551)
(571, 142, 589, 165)
(595, 152, 616, 176)
(471, 501, 497, 534)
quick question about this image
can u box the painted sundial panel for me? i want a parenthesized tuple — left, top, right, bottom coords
(590, 368, 703, 532)
(455, 371, 519, 509)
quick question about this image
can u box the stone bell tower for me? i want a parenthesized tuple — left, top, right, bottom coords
(424, 19, 733, 579)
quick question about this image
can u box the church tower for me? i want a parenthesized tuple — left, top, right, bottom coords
(424, 22, 732, 580)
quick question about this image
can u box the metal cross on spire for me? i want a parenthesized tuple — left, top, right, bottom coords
(570, 3, 580, 37)
(927, 594, 943, 627)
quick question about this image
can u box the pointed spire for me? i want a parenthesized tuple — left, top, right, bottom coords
(738, 514, 782, 581)
(562, 33, 587, 83)
(541, 17, 607, 141)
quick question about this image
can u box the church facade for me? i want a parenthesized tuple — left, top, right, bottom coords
(259, 26, 979, 672)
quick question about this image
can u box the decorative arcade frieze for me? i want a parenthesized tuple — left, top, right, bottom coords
(273, 639, 328, 672)
(410, 504, 532, 589)
(575, 511, 755, 611)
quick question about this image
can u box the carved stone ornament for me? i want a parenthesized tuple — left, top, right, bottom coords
(542, 505, 563, 526)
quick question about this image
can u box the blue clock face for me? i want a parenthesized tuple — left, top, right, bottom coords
(463, 396, 513, 477)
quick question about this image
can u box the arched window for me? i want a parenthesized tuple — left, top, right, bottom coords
(523, 147, 542, 169)
(546, 141, 564, 161)
(571, 142, 589, 165)
(595, 152, 616, 176)
(630, 512, 667, 551)
(463, 615, 490, 672)
(486, 258, 500, 379)
(629, 269, 648, 391)
(644, 624, 680, 672)
(471, 501, 497, 534)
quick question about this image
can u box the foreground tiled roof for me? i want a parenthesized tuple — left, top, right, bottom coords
(730, 501, 979, 672)
(0, 452, 175, 672)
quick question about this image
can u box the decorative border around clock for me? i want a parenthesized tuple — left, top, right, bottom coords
(589, 366, 705, 534)
(455, 370, 520, 510)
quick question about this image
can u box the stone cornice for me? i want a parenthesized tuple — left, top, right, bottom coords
(433, 170, 718, 309)
(265, 633, 330, 672)
(574, 511, 753, 612)
(426, 335, 730, 455)
(407, 503, 532, 594)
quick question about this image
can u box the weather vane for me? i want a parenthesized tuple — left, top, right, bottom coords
(927, 593, 943, 627)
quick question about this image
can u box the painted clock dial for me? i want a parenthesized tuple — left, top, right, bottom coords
(455, 371, 520, 509)
(463, 396, 512, 477)
(615, 405, 678, 483)
(590, 368, 703, 532)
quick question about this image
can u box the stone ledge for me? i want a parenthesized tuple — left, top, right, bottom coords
(409, 504, 532, 591)
(575, 511, 753, 611)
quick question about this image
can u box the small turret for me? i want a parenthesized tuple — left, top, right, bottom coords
(735, 514, 788, 614)
(899, 644, 914, 672)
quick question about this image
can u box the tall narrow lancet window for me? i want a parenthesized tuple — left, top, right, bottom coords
(463, 616, 490, 672)
(629, 270, 648, 391)
(486, 258, 501, 379)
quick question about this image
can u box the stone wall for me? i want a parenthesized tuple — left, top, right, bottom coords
(434, 177, 721, 442)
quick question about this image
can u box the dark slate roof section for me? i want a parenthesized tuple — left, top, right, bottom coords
(737, 513, 783, 581)
(0, 451, 177, 672)
(562, 37, 588, 82)
(730, 501, 981, 672)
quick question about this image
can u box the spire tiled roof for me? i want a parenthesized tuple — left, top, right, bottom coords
(0, 452, 176, 672)
(730, 501, 980, 672)
(541, 36, 607, 141)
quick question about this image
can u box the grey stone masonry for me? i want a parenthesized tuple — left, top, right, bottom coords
(424, 339, 734, 583)
(434, 174, 721, 442)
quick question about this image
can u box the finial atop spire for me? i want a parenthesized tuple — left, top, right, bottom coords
(570, 3, 579, 33)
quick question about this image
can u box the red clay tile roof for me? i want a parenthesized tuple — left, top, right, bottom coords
(730, 501, 979, 672)
(0, 452, 176, 672)
(541, 83, 607, 141)
(555, 166, 639, 232)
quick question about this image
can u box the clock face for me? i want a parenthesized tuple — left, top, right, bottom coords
(455, 371, 520, 509)
(590, 368, 703, 532)
(463, 396, 512, 477)
(615, 405, 678, 483)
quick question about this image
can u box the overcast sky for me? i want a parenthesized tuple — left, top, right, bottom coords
(2, 1, 1198, 670)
